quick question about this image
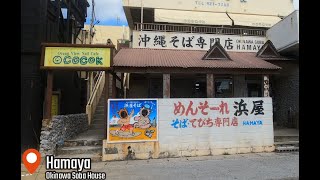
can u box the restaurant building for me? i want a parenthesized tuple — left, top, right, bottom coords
(100, 0, 297, 161)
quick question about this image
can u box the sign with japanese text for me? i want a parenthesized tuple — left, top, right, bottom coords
(43, 47, 111, 69)
(158, 97, 273, 149)
(133, 31, 267, 52)
(107, 99, 158, 143)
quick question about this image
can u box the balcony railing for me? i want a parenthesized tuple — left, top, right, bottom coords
(135, 23, 266, 37)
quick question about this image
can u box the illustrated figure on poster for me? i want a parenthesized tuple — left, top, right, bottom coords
(134, 104, 154, 138)
(134, 104, 152, 129)
(116, 108, 135, 135)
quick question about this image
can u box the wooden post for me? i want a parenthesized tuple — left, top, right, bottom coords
(86, 72, 90, 102)
(163, 74, 170, 98)
(263, 75, 270, 97)
(90, 72, 94, 96)
(121, 73, 124, 97)
(44, 71, 54, 120)
(207, 74, 214, 98)
(104, 71, 109, 138)
(112, 73, 117, 98)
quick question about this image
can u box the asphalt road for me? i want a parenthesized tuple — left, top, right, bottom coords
(21, 152, 299, 180)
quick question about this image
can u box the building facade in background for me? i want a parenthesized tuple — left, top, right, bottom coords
(21, 0, 89, 152)
(266, 10, 299, 128)
(83, 25, 130, 50)
(117, 0, 298, 127)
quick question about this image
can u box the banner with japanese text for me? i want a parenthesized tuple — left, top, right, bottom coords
(158, 97, 273, 149)
(133, 31, 267, 52)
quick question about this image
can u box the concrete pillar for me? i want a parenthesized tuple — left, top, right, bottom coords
(206, 74, 214, 98)
(263, 75, 270, 97)
(163, 74, 170, 98)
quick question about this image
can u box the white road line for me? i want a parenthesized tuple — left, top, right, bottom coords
(21, 174, 32, 176)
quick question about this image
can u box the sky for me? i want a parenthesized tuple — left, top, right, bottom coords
(85, 0, 128, 26)
(84, 0, 299, 26)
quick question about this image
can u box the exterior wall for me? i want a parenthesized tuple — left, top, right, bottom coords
(123, 0, 294, 17)
(266, 10, 299, 51)
(270, 61, 299, 128)
(103, 97, 274, 161)
(21, 0, 47, 152)
(39, 114, 89, 156)
(128, 77, 149, 98)
(171, 78, 196, 98)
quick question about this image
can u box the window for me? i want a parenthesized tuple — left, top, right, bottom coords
(215, 77, 233, 98)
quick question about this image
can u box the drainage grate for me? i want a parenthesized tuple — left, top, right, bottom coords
(275, 146, 299, 152)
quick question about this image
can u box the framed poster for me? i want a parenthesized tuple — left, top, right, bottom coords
(107, 99, 158, 143)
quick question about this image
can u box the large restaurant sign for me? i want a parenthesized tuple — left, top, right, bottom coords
(132, 31, 267, 52)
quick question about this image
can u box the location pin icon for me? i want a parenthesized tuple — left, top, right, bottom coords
(22, 149, 41, 174)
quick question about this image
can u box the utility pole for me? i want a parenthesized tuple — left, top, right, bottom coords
(89, 0, 95, 44)
(88, 0, 95, 101)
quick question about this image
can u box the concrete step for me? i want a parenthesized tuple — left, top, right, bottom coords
(93, 114, 105, 119)
(91, 119, 105, 122)
(274, 140, 299, 153)
(97, 100, 104, 107)
(91, 119, 105, 124)
(55, 153, 102, 162)
(91, 120, 105, 124)
(92, 118, 105, 122)
(94, 111, 105, 115)
(274, 136, 299, 142)
(96, 105, 105, 109)
(90, 123, 105, 129)
(274, 141, 299, 147)
(92, 120, 105, 125)
(57, 146, 102, 155)
(275, 146, 299, 152)
(85, 129, 104, 134)
(67, 130, 105, 141)
(88, 127, 104, 131)
(95, 108, 105, 112)
(63, 139, 103, 147)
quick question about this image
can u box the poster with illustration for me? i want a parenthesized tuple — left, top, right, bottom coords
(107, 99, 158, 143)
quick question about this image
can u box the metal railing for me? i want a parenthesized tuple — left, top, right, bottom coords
(86, 71, 105, 125)
(135, 23, 266, 36)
